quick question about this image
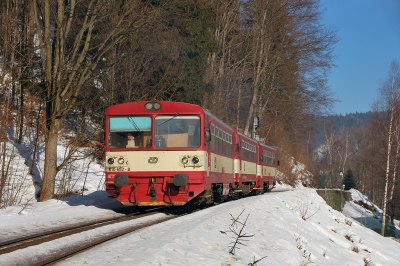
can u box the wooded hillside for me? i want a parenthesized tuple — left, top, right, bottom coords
(1, 1, 400, 237)
(0, 0, 338, 202)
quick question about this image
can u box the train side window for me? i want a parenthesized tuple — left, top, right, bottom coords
(228, 134, 232, 156)
(217, 131, 219, 153)
(216, 128, 219, 152)
(219, 131, 222, 154)
(223, 131, 226, 155)
(211, 124, 215, 151)
(212, 134, 215, 151)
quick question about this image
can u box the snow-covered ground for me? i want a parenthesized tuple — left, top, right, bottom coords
(1, 138, 400, 265)
(1, 186, 400, 266)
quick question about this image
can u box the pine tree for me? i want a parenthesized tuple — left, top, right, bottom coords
(343, 169, 356, 190)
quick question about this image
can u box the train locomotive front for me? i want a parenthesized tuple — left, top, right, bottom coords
(104, 101, 208, 207)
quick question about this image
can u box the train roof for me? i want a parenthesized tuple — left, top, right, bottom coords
(106, 101, 205, 115)
(259, 142, 276, 151)
(106, 101, 276, 151)
(106, 101, 231, 131)
(203, 109, 234, 131)
(236, 131, 276, 151)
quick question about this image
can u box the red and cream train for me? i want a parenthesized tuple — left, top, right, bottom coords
(104, 101, 277, 208)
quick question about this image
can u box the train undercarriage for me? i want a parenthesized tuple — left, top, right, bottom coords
(107, 177, 275, 213)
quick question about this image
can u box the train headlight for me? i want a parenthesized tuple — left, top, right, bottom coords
(107, 157, 115, 165)
(192, 156, 199, 164)
(118, 157, 125, 164)
(181, 157, 189, 164)
(145, 102, 162, 111)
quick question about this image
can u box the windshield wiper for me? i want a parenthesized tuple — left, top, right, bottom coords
(128, 115, 143, 134)
(157, 113, 179, 126)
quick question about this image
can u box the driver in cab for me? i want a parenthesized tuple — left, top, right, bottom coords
(126, 132, 137, 148)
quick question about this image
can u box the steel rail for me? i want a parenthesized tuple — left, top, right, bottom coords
(0, 211, 157, 255)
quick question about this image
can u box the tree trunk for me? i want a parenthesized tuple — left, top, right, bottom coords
(390, 123, 400, 202)
(381, 89, 395, 236)
(16, 83, 24, 144)
(29, 105, 42, 175)
(39, 118, 60, 201)
(0, 95, 11, 205)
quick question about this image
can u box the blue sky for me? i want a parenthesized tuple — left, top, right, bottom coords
(319, 0, 400, 115)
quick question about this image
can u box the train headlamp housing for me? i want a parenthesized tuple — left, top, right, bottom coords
(180, 155, 202, 168)
(192, 156, 199, 164)
(145, 102, 161, 111)
(118, 157, 125, 164)
(181, 157, 189, 164)
(107, 157, 115, 165)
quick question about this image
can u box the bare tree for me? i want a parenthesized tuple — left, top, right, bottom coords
(242, 0, 337, 136)
(241, 0, 282, 135)
(31, 0, 145, 201)
(0, 0, 37, 145)
(336, 129, 350, 187)
(203, 0, 241, 119)
(389, 109, 400, 202)
(376, 61, 400, 236)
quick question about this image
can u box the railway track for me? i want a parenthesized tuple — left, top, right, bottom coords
(0, 214, 133, 255)
(0, 192, 285, 265)
(0, 209, 180, 265)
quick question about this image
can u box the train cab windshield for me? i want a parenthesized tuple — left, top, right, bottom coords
(107, 115, 201, 149)
(155, 115, 200, 148)
(108, 116, 152, 148)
